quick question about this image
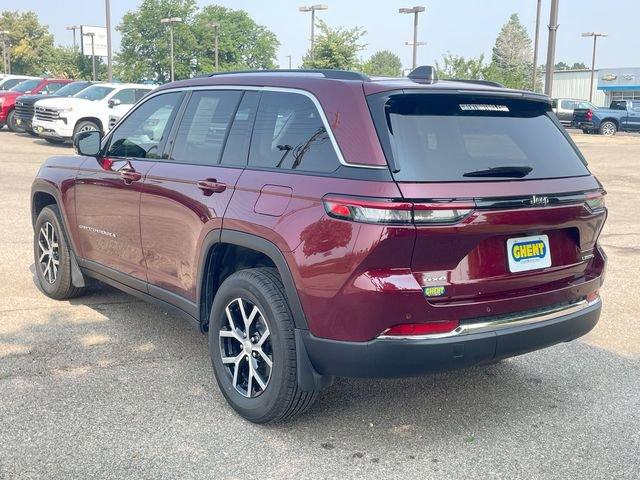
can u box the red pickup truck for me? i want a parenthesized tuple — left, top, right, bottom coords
(0, 78, 72, 132)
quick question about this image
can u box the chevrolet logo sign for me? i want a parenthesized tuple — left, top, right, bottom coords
(602, 73, 617, 81)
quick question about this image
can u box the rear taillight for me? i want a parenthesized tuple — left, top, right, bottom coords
(323, 196, 473, 225)
(584, 191, 606, 212)
(382, 320, 460, 337)
(586, 109, 593, 121)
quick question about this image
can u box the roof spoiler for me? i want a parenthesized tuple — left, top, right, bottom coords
(407, 65, 438, 84)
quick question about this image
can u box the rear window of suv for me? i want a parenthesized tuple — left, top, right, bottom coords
(369, 93, 590, 182)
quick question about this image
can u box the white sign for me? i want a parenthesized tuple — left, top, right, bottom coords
(506, 234, 552, 273)
(80, 25, 108, 57)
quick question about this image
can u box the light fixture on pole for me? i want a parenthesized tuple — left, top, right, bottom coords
(66, 25, 80, 52)
(399, 6, 426, 70)
(582, 32, 608, 102)
(161, 17, 183, 82)
(298, 4, 328, 60)
(83, 32, 97, 81)
(207, 22, 220, 72)
(105, 0, 113, 82)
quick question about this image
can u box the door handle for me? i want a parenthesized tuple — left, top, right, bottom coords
(197, 179, 227, 195)
(120, 169, 142, 184)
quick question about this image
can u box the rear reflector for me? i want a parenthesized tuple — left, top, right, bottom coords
(382, 320, 460, 337)
(586, 291, 599, 303)
(323, 195, 473, 225)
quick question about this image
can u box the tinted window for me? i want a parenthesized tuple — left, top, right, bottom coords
(10, 79, 40, 93)
(54, 82, 90, 97)
(0, 78, 27, 90)
(221, 91, 259, 166)
(249, 91, 339, 173)
(76, 85, 115, 101)
(371, 93, 590, 182)
(560, 100, 575, 110)
(107, 92, 183, 159)
(42, 82, 67, 94)
(170, 90, 241, 165)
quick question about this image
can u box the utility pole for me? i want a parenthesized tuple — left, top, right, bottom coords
(161, 17, 183, 82)
(298, 5, 328, 60)
(207, 22, 220, 72)
(0, 31, 8, 74)
(286, 55, 292, 69)
(544, 0, 559, 96)
(84, 32, 97, 80)
(532, 0, 541, 91)
(66, 25, 80, 52)
(399, 6, 426, 70)
(582, 32, 607, 102)
(105, 0, 113, 82)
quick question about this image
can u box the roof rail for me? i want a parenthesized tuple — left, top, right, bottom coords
(447, 78, 505, 88)
(208, 69, 370, 81)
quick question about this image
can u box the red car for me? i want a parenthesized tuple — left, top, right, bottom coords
(31, 67, 607, 423)
(1, 78, 72, 132)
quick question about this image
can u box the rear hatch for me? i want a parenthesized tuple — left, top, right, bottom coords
(368, 90, 606, 319)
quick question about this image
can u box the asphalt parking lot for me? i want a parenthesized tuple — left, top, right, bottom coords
(0, 130, 639, 480)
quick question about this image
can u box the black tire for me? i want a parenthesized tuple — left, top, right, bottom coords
(44, 138, 66, 145)
(33, 205, 84, 300)
(73, 120, 100, 138)
(599, 121, 617, 136)
(6, 109, 24, 133)
(209, 267, 317, 423)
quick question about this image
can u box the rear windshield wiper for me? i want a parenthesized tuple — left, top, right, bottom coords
(462, 166, 533, 178)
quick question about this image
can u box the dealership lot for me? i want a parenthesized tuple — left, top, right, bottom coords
(0, 131, 638, 479)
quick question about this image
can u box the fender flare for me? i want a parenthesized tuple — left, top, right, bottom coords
(197, 229, 309, 330)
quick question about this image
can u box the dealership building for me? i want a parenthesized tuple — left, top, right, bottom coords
(545, 66, 640, 106)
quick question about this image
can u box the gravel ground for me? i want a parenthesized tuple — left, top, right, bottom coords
(0, 130, 638, 480)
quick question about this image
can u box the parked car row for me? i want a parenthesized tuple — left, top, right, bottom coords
(552, 96, 640, 136)
(0, 76, 155, 144)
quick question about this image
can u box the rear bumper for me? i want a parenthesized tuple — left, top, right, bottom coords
(573, 121, 595, 129)
(300, 298, 601, 378)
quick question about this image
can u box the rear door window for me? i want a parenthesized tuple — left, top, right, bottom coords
(560, 100, 575, 110)
(369, 93, 590, 182)
(221, 91, 259, 166)
(249, 91, 340, 173)
(169, 90, 242, 165)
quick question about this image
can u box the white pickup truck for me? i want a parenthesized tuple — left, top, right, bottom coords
(32, 83, 155, 143)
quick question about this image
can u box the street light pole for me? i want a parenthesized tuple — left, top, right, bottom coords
(161, 17, 183, 82)
(582, 32, 607, 102)
(207, 22, 220, 72)
(286, 55, 292, 69)
(105, 0, 113, 82)
(544, 0, 560, 96)
(66, 25, 80, 52)
(399, 6, 426, 70)
(532, 0, 541, 91)
(84, 32, 97, 80)
(0, 31, 8, 74)
(298, 5, 328, 60)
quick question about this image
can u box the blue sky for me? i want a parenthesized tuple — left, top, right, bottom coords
(9, 0, 638, 70)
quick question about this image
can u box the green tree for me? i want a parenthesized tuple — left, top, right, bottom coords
(302, 20, 365, 70)
(116, 0, 200, 82)
(361, 50, 402, 77)
(486, 13, 533, 89)
(194, 5, 279, 72)
(0, 10, 55, 75)
(436, 53, 487, 80)
(47, 46, 107, 80)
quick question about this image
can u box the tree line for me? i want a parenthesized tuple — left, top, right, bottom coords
(1, 4, 584, 89)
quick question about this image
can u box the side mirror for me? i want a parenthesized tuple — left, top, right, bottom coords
(108, 98, 121, 108)
(74, 130, 102, 157)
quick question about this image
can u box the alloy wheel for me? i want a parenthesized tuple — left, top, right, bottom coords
(38, 222, 59, 284)
(219, 297, 273, 398)
(601, 123, 615, 136)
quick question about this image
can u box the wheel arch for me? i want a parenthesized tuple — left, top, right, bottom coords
(600, 117, 619, 128)
(74, 116, 104, 133)
(197, 229, 309, 332)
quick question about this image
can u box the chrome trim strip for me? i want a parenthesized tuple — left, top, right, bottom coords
(379, 298, 600, 340)
(107, 84, 387, 170)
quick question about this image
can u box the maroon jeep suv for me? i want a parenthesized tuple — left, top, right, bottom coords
(31, 67, 607, 423)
